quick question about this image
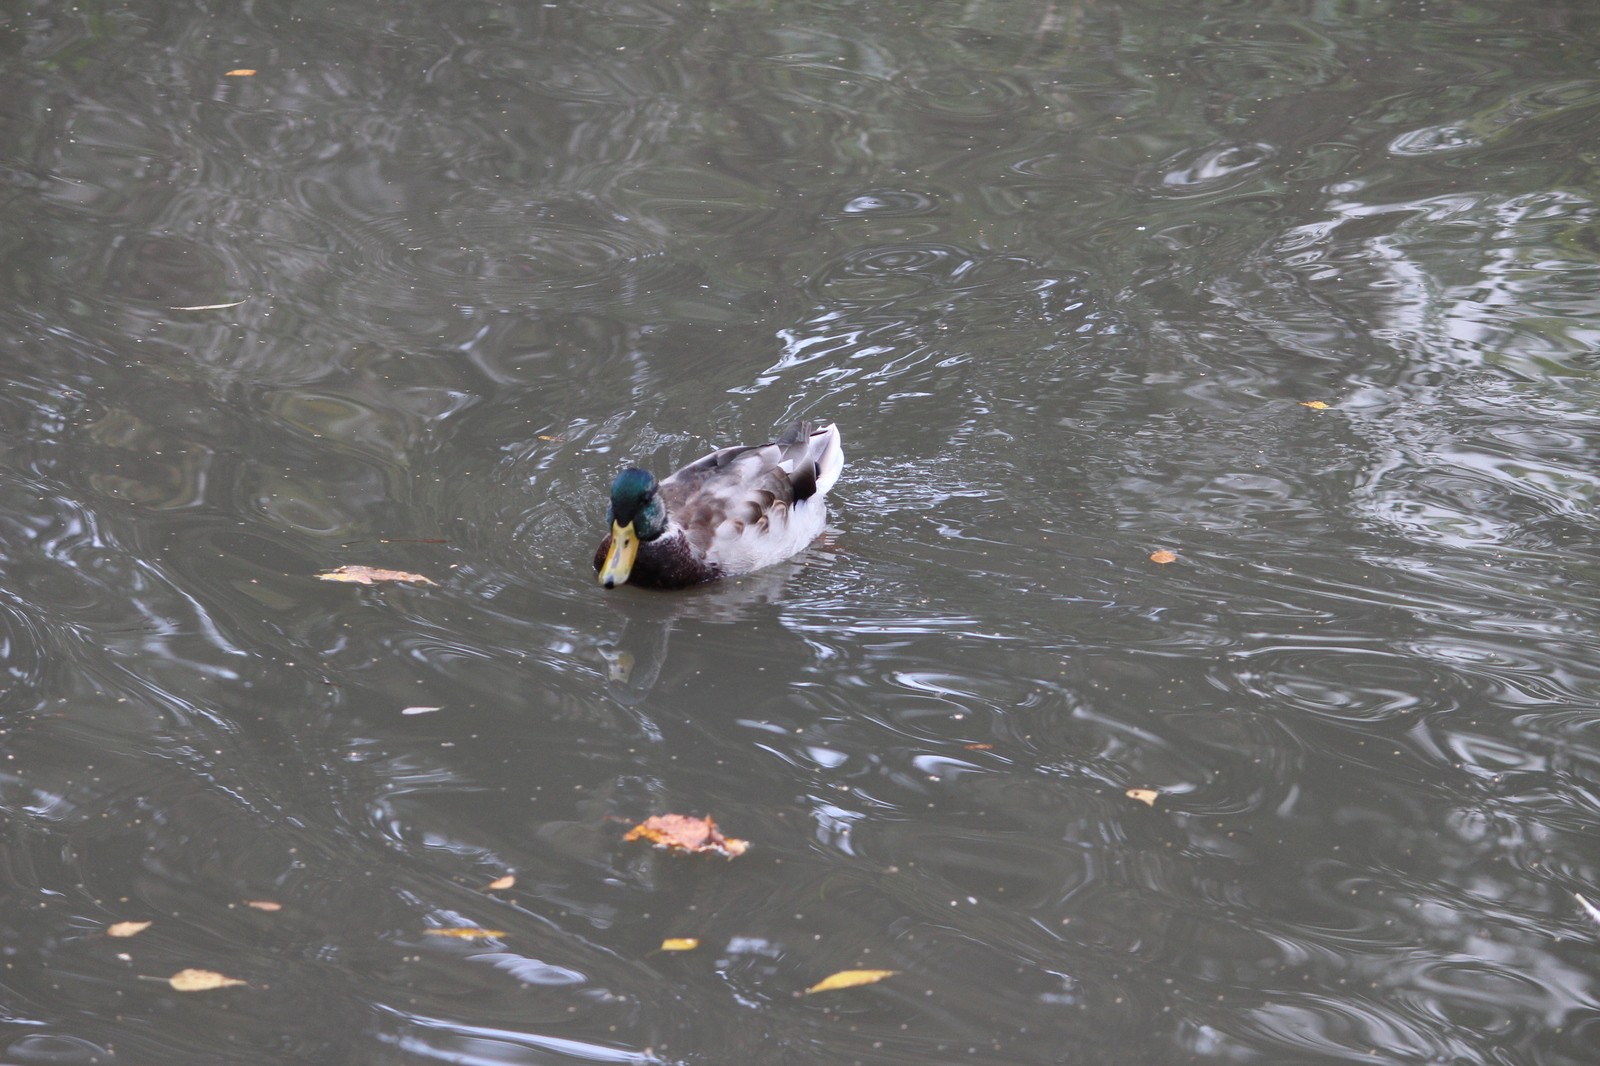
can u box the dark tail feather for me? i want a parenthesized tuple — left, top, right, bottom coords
(775, 420, 813, 446)
(789, 459, 819, 501)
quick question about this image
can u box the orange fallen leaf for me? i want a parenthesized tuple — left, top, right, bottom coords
(225, 69, 256, 76)
(245, 901, 281, 912)
(169, 968, 247, 991)
(1300, 400, 1330, 409)
(963, 743, 994, 751)
(805, 969, 898, 994)
(424, 928, 506, 939)
(318, 565, 437, 586)
(537, 435, 567, 442)
(107, 921, 152, 938)
(660, 938, 700, 951)
(1126, 788, 1159, 806)
(486, 875, 515, 890)
(1149, 550, 1177, 565)
(624, 814, 748, 858)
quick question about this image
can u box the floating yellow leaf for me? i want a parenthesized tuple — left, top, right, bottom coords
(1149, 550, 1177, 565)
(537, 435, 567, 442)
(169, 968, 247, 991)
(245, 900, 281, 912)
(225, 69, 256, 76)
(624, 814, 748, 858)
(424, 928, 506, 939)
(660, 938, 700, 951)
(486, 875, 515, 890)
(1126, 788, 1159, 807)
(1300, 401, 1330, 409)
(805, 969, 898, 994)
(318, 565, 437, 586)
(107, 921, 151, 938)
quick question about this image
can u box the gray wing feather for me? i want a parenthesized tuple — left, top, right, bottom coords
(660, 421, 840, 561)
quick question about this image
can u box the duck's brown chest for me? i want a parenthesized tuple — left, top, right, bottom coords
(592, 532, 721, 590)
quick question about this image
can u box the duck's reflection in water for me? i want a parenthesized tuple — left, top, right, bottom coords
(595, 552, 821, 705)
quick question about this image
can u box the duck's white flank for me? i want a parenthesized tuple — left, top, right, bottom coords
(664, 421, 843, 577)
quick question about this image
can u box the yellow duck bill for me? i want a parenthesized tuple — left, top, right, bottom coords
(599, 521, 639, 588)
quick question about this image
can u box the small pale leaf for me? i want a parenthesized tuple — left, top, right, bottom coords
(1126, 788, 1159, 807)
(660, 938, 700, 951)
(402, 706, 443, 715)
(169, 968, 247, 991)
(805, 969, 898, 994)
(245, 900, 281, 912)
(1300, 400, 1330, 409)
(424, 928, 506, 939)
(1576, 892, 1600, 929)
(107, 921, 152, 938)
(318, 565, 437, 586)
(487, 875, 515, 890)
(225, 69, 256, 76)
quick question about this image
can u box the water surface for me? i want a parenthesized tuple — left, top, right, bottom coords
(4, 1, 1600, 1064)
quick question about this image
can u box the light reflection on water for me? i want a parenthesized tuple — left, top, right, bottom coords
(4, 1, 1600, 1064)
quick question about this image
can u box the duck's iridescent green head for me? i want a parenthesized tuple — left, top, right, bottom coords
(607, 467, 666, 540)
(600, 468, 666, 589)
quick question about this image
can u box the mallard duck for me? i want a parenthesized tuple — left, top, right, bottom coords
(595, 420, 844, 590)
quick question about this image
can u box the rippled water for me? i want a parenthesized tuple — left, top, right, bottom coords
(5, 1, 1600, 1063)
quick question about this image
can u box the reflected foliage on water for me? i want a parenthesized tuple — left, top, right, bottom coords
(4, 0, 1600, 1063)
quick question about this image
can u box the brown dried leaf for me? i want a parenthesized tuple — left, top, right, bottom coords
(424, 928, 506, 939)
(1149, 550, 1177, 565)
(1126, 788, 1159, 807)
(169, 968, 247, 991)
(805, 969, 898, 994)
(245, 901, 281, 912)
(318, 565, 437, 586)
(107, 920, 152, 938)
(486, 875, 515, 890)
(623, 814, 749, 858)
(963, 743, 994, 751)
(1300, 400, 1330, 409)
(660, 938, 700, 951)
(224, 69, 256, 76)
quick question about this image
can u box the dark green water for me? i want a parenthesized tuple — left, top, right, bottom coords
(4, 1, 1600, 1063)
